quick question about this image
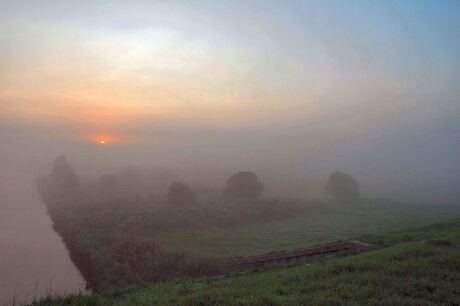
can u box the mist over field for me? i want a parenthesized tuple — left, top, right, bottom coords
(2, 113, 459, 203)
(0, 0, 459, 304)
(1, 1, 459, 203)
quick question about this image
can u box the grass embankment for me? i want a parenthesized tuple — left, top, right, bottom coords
(33, 219, 460, 305)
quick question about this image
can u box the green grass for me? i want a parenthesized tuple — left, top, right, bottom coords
(32, 218, 460, 305)
(41, 190, 460, 292)
(153, 203, 457, 257)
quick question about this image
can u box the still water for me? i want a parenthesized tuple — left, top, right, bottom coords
(0, 172, 85, 305)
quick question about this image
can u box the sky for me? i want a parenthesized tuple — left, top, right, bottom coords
(0, 0, 459, 201)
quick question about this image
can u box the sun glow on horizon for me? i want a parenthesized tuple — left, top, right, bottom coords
(89, 134, 118, 145)
(85, 133, 145, 145)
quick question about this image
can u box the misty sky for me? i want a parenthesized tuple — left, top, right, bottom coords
(0, 0, 459, 201)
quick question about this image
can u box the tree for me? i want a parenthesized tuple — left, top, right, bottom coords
(325, 171, 360, 200)
(50, 155, 79, 191)
(168, 182, 196, 206)
(223, 171, 264, 200)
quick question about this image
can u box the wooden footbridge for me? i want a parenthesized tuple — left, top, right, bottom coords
(237, 240, 374, 265)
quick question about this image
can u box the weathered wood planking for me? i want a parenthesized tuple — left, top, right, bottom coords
(238, 240, 374, 265)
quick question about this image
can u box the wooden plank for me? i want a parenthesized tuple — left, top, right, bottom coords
(238, 241, 373, 265)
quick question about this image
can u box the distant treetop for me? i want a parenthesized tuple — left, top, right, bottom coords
(168, 182, 196, 206)
(325, 171, 360, 200)
(223, 171, 264, 200)
(50, 155, 79, 190)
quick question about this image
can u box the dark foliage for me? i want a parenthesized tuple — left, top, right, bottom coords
(168, 182, 196, 206)
(223, 171, 264, 200)
(50, 155, 79, 191)
(325, 171, 360, 200)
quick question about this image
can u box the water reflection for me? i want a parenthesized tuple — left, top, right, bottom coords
(0, 172, 85, 305)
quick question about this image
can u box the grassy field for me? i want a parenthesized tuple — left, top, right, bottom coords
(33, 218, 460, 305)
(38, 172, 460, 293)
(153, 201, 458, 257)
(40, 182, 460, 292)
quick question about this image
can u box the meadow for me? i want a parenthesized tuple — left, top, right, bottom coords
(152, 200, 457, 257)
(32, 218, 460, 305)
(36, 159, 460, 294)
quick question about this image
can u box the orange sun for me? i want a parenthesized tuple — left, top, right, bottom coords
(85, 134, 125, 144)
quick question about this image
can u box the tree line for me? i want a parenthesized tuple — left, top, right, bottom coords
(49, 155, 360, 205)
